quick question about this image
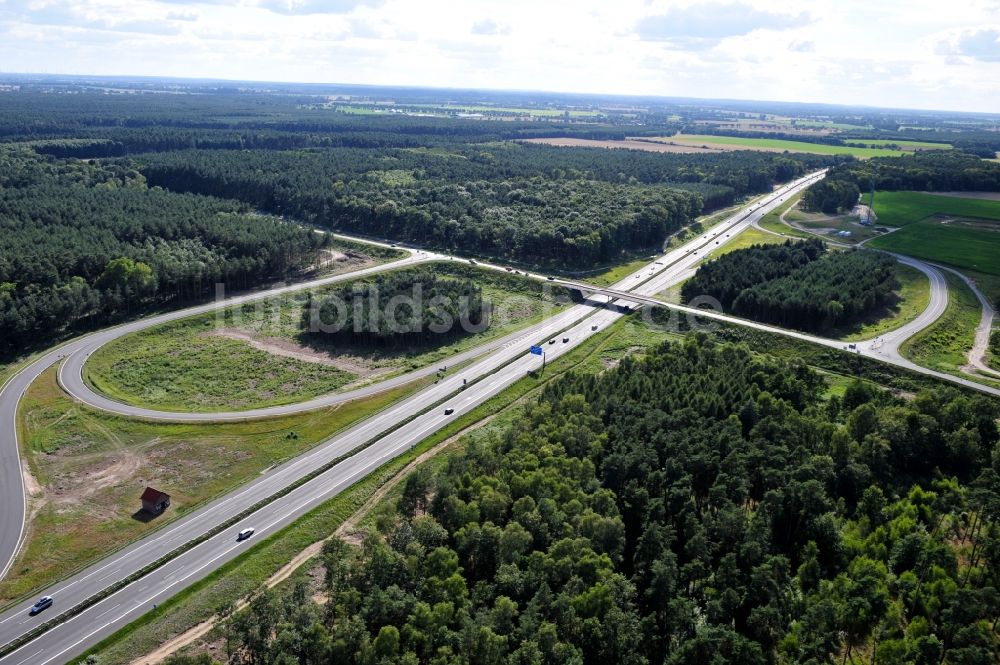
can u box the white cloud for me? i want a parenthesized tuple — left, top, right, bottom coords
(471, 18, 510, 36)
(255, 0, 382, 15)
(635, 2, 810, 49)
(0, 0, 997, 112)
(936, 27, 1000, 62)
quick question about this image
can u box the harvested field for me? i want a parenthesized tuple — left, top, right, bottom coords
(519, 137, 717, 154)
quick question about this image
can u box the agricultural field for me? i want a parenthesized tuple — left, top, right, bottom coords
(85, 264, 569, 412)
(651, 134, 904, 158)
(520, 137, 716, 154)
(2, 368, 428, 604)
(866, 192, 1000, 275)
(866, 190, 1000, 226)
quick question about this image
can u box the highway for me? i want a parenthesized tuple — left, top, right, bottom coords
(3, 168, 973, 664)
(0, 243, 442, 585)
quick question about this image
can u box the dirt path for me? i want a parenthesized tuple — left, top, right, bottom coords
(210, 328, 389, 378)
(942, 267, 1000, 379)
(129, 410, 504, 665)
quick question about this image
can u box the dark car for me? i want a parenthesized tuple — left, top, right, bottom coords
(562, 337, 570, 343)
(30, 596, 53, 615)
(444, 408, 454, 415)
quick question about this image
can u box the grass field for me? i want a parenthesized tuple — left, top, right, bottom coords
(865, 192, 1000, 276)
(86, 318, 357, 412)
(708, 227, 786, 257)
(584, 257, 655, 286)
(869, 223, 1000, 276)
(2, 369, 428, 605)
(86, 264, 567, 412)
(654, 134, 903, 158)
(866, 191, 1000, 227)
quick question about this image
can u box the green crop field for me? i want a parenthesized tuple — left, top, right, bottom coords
(85, 264, 569, 412)
(866, 192, 1000, 275)
(866, 191, 1000, 227)
(660, 134, 903, 158)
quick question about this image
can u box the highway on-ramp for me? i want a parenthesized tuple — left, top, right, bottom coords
(0, 244, 444, 586)
(3, 169, 981, 665)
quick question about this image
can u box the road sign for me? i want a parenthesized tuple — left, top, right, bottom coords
(529, 345, 543, 355)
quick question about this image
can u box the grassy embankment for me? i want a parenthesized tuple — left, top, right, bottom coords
(3, 370, 429, 605)
(756, 191, 814, 239)
(900, 272, 1000, 388)
(86, 264, 568, 413)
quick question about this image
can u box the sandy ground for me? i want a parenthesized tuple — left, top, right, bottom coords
(520, 137, 718, 154)
(209, 328, 389, 378)
(932, 191, 1000, 202)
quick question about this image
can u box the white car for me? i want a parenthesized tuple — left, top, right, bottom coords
(237, 527, 255, 541)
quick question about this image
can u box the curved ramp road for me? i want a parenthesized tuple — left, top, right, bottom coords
(0, 246, 440, 582)
(938, 265, 1000, 380)
(6, 170, 974, 665)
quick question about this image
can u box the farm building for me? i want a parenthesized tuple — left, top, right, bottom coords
(140, 487, 171, 515)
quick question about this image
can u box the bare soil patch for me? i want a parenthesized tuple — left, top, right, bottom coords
(933, 191, 1000, 202)
(209, 328, 389, 378)
(520, 137, 717, 154)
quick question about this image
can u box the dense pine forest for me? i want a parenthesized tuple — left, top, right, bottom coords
(0, 148, 325, 354)
(134, 144, 822, 266)
(304, 270, 490, 348)
(0, 91, 838, 357)
(211, 337, 1000, 665)
(804, 152, 1000, 212)
(682, 240, 899, 333)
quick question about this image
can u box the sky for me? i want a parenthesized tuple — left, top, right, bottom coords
(1, 0, 999, 113)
